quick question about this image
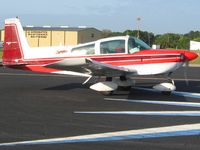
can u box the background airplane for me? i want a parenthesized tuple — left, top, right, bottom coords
(2, 18, 198, 95)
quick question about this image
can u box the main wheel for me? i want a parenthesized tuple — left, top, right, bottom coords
(100, 91, 114, 96)
(106, 77, 112, 81)
(118, 76, 132, 91)
(119, 86, 132, 91)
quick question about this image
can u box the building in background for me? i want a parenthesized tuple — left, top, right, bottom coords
(190, 40, 200, 50)
(0, 26, 102, 47)
(152, 44, 160, 49)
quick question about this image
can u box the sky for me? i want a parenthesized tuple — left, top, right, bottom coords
(0, 0, 200, 34)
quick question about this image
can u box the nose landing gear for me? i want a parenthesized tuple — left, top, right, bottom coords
(153, 78, 176, 95)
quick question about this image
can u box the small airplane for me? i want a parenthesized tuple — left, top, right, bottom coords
(2, 18, 198, 95)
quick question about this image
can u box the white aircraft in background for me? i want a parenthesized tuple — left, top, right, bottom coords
(2, 18, 198, 95)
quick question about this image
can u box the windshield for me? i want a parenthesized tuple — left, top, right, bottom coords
(128, 37, 151, 53)
(100, 40, 125, 54)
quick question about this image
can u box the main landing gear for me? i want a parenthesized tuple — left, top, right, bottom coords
(90, 76, 134, 95)
(90, 75, 176, 96)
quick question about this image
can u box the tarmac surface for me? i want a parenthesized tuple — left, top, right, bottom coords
(0, 67, 200, 150)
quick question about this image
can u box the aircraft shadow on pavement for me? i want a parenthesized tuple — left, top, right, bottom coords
(174, 80, 200, 92)
(126, 80, 198, 102)
(42, 79, 199, 102)
(43, 83, 91, 91)
(127, 88, 187, 102)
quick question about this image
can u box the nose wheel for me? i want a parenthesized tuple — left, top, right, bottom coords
(162, 78, 175, 95)
(153, 78, 176, 95)
(162, 91, 172, 95)
(166, 78, 175, 86)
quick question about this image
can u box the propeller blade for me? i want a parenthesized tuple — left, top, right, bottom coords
(184, 61, 189, 86)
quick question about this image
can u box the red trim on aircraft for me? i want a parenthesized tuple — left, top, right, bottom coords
(3, 24, 24, 65)
(21, 66, 61, 73)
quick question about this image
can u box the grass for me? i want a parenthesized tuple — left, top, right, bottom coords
(190, 50, 200, 65)
(190, 57, 200, 65)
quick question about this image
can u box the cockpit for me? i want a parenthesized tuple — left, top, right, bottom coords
(100, 39, 126, 54)
(99, 36, 151, 54)
(128, 37, 151, 53)
(70, 36, 151, 56)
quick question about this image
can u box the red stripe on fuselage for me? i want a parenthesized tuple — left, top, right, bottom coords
(98, 57, 182, 66)
(20, 51, 184, 67)
(5, 48, 187, 71)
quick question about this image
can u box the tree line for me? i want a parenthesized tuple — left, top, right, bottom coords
(102, 29, 200, 49)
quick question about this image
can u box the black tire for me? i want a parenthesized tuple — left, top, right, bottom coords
(118, 86, 131, 91)
(162, 91, 172, 95)
(100, 91, 114, 96)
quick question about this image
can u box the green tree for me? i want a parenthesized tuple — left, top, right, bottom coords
(184, 31, 200, 40)
(122, 30, 155, 46)
(101, 29, 200, 50)
(155, 34, 169, 48)
(110, 31, 125, 37)
(101, 29, 113, 38)
(123, 30, 137, 37)
(155, 33, 180, 49)
(177, 36, 190, 49)
(193, 37, 200, 42)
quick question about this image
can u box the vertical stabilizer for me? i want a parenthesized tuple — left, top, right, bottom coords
(3, 18, 30, 65)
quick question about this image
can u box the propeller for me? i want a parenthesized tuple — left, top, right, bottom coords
(183, 56, 189, 86)
(182, 50, 198, 86)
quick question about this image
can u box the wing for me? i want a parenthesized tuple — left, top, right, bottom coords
(46, 58, 133, 77)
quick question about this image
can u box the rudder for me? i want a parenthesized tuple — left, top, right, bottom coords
(3, 18, 29, 65)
